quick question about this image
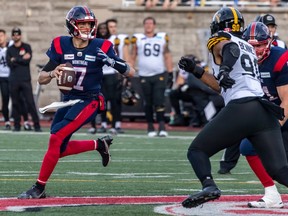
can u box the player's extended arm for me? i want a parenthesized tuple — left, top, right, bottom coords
(130, 42, 138, 68)
(200, 72, 221, 93)
(164, 44, 173, 73)
(123, 43, 132, 65)
(97, 48, 135, 77)
(178, 57, 220, 93)
(277, 84, 288, 126)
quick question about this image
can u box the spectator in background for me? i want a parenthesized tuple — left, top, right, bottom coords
(87, 22, 110, 134)
(0, 29, 12, 130)
(162, 0, 180, 8)
(259, 14, 286, 49)
(136, 0, 158, 8)
(11, 94, 33, 131)
(6, 27, 42, 132)
(131, 16, 173, 137)
(169, 54, 224, 127)
(136, 0, 180, 9)
(95, 18, 131, 135)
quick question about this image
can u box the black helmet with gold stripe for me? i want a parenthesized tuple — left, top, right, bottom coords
(210, 7, 244, 36)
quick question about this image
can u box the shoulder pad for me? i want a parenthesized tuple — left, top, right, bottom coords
(53, 36, 63, 55)
(157, 32, 166, 37)
(114, 37, 120, 46)
(124, 37, 130, 45)
(273, 49, 288, 72)
(131, 36, 137, 44)
(165, 34, 169, 43)
(100, 39, 113, 53)
(207, 31, 231, 52)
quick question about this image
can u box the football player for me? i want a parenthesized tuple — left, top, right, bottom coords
(95, 18, 131, 135)
(131, 16, 173, 137)
(258, 14, 287, 49)
(178, 7, 288, 208)
(18, 5, 135, 199)
(0, 29, 11, 130)
(240, 21, 288, 208)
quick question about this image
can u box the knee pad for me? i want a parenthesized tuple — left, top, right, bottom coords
(239, 138, 257, 156)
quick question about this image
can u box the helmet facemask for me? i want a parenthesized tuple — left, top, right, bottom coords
(251, 39, 272, 64)
(70, 19, 97, 40)
(243, 22, 272, 63)
(65, 6, 97, 40)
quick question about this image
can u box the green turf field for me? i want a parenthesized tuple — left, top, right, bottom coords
(0, 129, 286, 215)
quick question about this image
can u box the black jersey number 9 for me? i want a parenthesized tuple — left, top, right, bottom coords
(144, 43, 161, 57)
(240, 54, 259, 79)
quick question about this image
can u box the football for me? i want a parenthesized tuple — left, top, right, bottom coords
(57, 62, 76, 94)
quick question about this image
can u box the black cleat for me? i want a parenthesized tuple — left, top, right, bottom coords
(24, 122, 32, 131)
(97, 135, 113, 167)
(18, 185, 46, 199)
(116, 128, 125, 134)
(182, 186, 221, 208)
(4, 123, 11, 130)
(97, 126, 107, 133)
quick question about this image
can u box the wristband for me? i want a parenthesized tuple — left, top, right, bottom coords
(193, 66, 205, 79)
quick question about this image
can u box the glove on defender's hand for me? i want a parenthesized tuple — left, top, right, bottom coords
(217, 65, 235, 91)
(178, 57, 204, 79)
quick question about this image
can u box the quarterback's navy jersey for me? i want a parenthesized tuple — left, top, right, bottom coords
(259, 46, 288, 128)
(260, 46, 288, 104)
(46, 36, 121, 98)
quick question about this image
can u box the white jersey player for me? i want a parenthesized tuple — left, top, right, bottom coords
(97, 18, 132, 134)
(178, 7, 288, 209)
(210, 32, 263, 105)
(131, 16, 173, 137)
(0, 30, 13, 129)
(132, 32, 167, 77)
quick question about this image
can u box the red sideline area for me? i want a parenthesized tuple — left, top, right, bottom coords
(0, 114, 202, 132)
(1, 195, 288, 211)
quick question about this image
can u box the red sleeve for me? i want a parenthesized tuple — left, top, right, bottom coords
(53, 37, 63, 55)
(100, 40, 112, 53)
(273, 51, 288, 72)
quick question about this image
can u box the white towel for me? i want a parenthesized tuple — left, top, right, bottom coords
(39, 99, 82, 113)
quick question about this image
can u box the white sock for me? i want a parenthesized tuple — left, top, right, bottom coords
(264, 185, 278, 195)
(115, 121, 121, 128)
(101, 122, 107, 128)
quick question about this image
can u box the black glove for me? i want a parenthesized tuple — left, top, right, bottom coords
(178, 57, 196, 73)
(178, 57, 204, 79)
(217, 65, 235, 91)
(166, 72, 173, 89)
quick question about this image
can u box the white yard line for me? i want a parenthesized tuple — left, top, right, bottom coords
(0, 130, 195, 140)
